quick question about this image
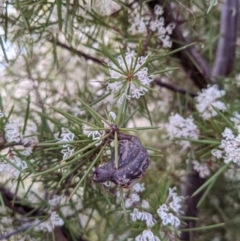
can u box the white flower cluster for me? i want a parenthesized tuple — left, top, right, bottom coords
(130, 202, 156, 228)
(4, 118, 37, 155)
(150, 5, 175, 48)
(107, 50, 153, 104)
(82, 124, 105, 146)
(0, 117, 39, 178)
(128, 3, 149, 34)
(34, 211, 64, 232)
(195, 85, 227, 120)
(123, 183, 159, 240)
(5, 119, 37, 145)
(230, 112, 240, 125)
(128, 4, 175, 48)
(127, 186, 183, 240)
(132, 182, 146, 193)
(82, 111, 117, 146)
(0, 155, 27, 178)
(192, 160, 210, 178)
(54, 127, 75, 158)
(165, 113, 199, 149)
(135, 230, 160, 241)
(34, 195, 64, 233)
(211, 124, 240, 165)
(48, 195, 63, 208)
(157, 187, 183, 228)
(116, 183, 145, 208)
(125, 193, 140, 208)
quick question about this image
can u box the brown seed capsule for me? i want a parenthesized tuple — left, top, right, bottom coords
(93, 133, 150, 187)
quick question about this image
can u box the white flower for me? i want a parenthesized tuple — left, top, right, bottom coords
(211, 126, 240, 165)
(166, 213, 180, 227)
(20, 146, 32, 156)
(0, 155, 28, 178)
(141, 200, 150, 209)
(54, 127, 75, 147)
(150, 18, 164, 32)
(128, 3, 174, 49)
(230, 112, 240, 125)
(82, 124, 105, 146)
(151, 4, 175, 48)
(168, 187, 177, 198)
(166, 187, 183, 214)
(192, 160, 210, 178)
(166, 23, 176, 35)
(169, 198, 183, 214)
(157, 187, 183, 228)
(132, 183, 145, 193)
(0, 163, 6, 172)
(138, 18, 147, 33)
(4, 119, 22, 143)
(222, 127, 235, 140)
(135, 230, 160, 241)
(125, 193, 140, 208)
(34, 211, 64, 233)
(48, 195, 62, 208)
(107, 50, 152, 103)
(195, 85, 227, 120)
(154, 5, 163, 15)
(157, 206, 180, 228)
(128, 3, 148, 35)
(160, 35, 172, 48)
(4, 120, 37, 147)
(61, 146, 75, 159)
(125, 198, 134, 208)
(130, 208, 143, 221)
(3, 120, 37, 161)
(131, 193, 140, 202)
(50, 211, 64, 226)
(55, 128, 75, 158)
(157, 204, 169, 218)
(34, 219, 53, 232)
(141, 212, 156, 227)
(165, 113, 199, 149)
(211, 149, 223, 159)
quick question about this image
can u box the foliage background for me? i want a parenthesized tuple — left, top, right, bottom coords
(0, 0, 240, 240)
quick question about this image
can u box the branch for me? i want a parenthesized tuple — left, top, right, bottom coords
(180, 166, 205, 241)
(154, 78, 197, 97)
(0, 186, 41, 216)
(0, 186, 88, 241)
(0, 221, 36, 240)
(211, 0, 239, 79)
(48, 38, 106, 66)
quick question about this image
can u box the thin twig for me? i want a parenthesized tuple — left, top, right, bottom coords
(48, 38, 106, 66)
(0, 221, 35, 240)
(154, 78, 197, 97)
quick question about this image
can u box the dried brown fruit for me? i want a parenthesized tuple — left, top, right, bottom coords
(93, 133, 150, 187)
